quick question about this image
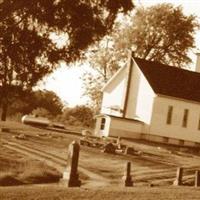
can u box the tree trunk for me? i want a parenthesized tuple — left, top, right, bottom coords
(1, 100, 8, 121)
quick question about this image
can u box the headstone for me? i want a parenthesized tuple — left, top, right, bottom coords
(80, 138, 90, 146)
(81, 129, 92, 136)
(124, 147, 135, 155)
(173, 167, 183, 186)
(14, 134, 27, 140)
(63, 141, 81, 187)
(195, 170, 200, 187)
(122, 161, 133, 187)
(102, 142, 116, 154)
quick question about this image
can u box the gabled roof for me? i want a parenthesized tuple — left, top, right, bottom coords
(102, 64, 127, 91)
(134, 57, 200, 103)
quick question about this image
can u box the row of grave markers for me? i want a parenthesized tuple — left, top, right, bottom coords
(63, 141, 200, 187)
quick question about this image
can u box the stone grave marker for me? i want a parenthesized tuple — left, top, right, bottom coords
(102, 142, 116, 154)
(63, 141, 81, 187)
(124, 146, 135, 155)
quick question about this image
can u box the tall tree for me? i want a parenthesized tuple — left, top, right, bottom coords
(82, 3, 199, 112)
(82, 36, 120, 112)
(0, 0, 134, 120)
(113, 3, 199, 66)
(62, 105, 94, 127)
(6, 90, 63, 118)
(31, 90, 63, 115)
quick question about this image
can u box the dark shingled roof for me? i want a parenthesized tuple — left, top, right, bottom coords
(133, 57, 200, 103)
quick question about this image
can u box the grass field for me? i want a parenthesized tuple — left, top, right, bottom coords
(0, 144, 61, 186)
(0, 121, 66, 186)
(1, 185, 200, 200)
(1, 121, 200, 199)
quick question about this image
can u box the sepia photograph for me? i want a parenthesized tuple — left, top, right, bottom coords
(1, 0, 200, 199)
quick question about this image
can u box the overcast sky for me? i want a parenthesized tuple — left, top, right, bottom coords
(41, 0, 200, 107)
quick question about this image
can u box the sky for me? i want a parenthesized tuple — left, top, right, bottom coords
(40, 0, 200, 107)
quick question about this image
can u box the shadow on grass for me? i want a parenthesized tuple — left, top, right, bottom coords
(0, 161, 62, 186)
(0, 173, 23, 186)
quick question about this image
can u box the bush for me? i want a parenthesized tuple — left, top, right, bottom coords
(31, 107, 52, 118)
(61, 105, 94, 127)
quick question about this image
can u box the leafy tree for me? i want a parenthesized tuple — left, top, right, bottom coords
(0, 0, 134, 120)
(82, 36, 121, 111)
(7, 90, 63, 117)
(62, 105, 94, 127)
(6, 96, 30, 117)
(82, 3, 199, 111)
(82, 72, 105, 113)
(31, 107, 51, 118)
(30, 90, 63, 115)
(0, 25, 53, 120)
(113, 3, 199, 66)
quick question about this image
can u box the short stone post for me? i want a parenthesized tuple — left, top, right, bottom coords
(173, 167, 183, 186)
(122, 161, 133, 187)
(116, 136, 121, 149)
(195, 170, 200, 187)
(63, 141, 81, 187)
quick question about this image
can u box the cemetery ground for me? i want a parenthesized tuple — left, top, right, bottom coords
(1, 122, 200, 199)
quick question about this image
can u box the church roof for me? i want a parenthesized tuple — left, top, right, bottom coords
(134, 57, 200, 103)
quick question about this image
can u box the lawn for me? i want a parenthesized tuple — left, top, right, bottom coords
(2, 120, 200, 199)
(0, 121, 67, 186)
(1, 185, 200, 200)
(0, 145, 62, 186)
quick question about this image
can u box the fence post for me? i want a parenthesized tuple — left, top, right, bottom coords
(123, 161, 133, 187)
(173, 167, 183, 186)
(195, 170, 200, 187)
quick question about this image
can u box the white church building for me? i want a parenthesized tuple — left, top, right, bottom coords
(94, 52, 200, 147)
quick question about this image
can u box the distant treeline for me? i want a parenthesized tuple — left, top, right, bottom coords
(2, 90, 94, 128)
